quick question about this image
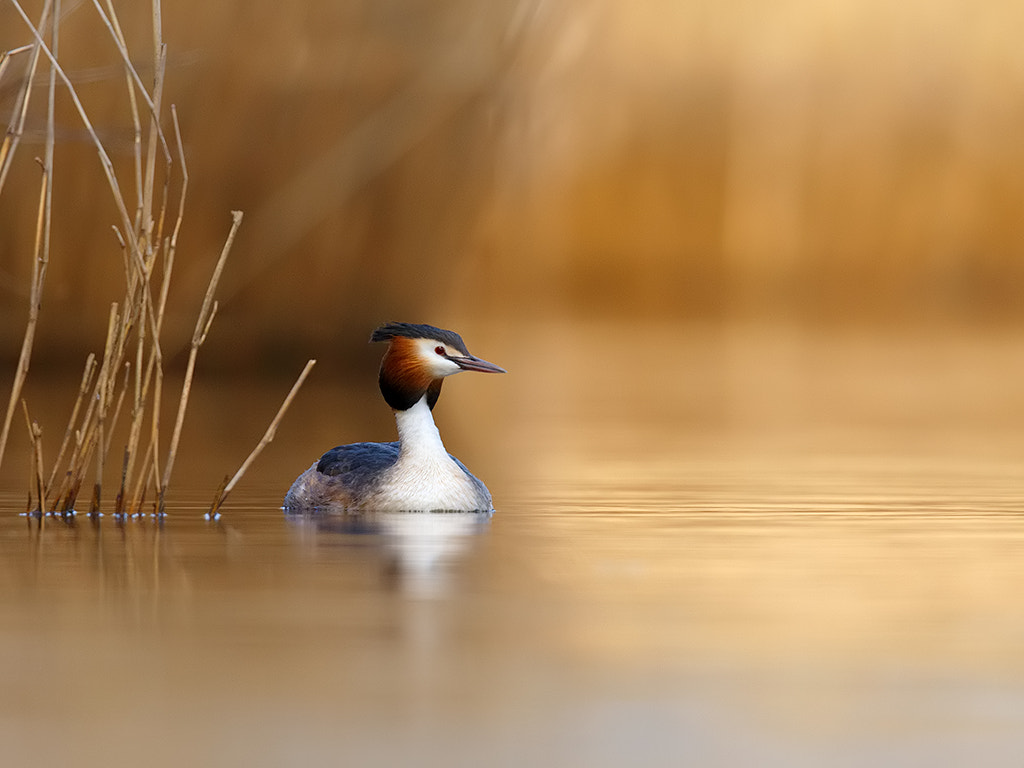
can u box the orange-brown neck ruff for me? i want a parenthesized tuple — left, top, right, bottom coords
(378, 336, 444, 411)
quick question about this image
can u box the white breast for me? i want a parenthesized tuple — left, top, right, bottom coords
(367, 397, 492, 512)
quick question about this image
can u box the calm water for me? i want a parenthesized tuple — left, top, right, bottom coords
(3, 323, 1024, 766)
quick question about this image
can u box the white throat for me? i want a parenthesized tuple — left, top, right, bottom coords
(394, 395, 447, 458)
(372, 394, 490, 512)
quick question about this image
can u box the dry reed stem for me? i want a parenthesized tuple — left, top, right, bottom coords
(0, 44, 34, 88)
(0, 165, 49, 481)
(9, 0, 140, 258)
(0, 2, 49, 196)
(209, 359, 317, 516)
(120, 289, 167, 513)
(101, 0, 143, 213)
(0, 43, 36, 189)
(45, 352, 96, 494)
(160, 210, 244, 514)
(93, 198, 166, 512)
(119, 287, 156, 511)
(4, 3, 276, 517)
(120, 104, 187, 513)
(146, 359, 162, 505)
(89, 0, 172, 171)
(27, 0, 180, 515)
(85, 303, 121, 514)
(127, 105, 189, 511)
(127, 437, 154, 515)
(21, 400, 44, 514)
(132, 105, 187, 508)
(103, 362, 131, 460)
(115, 445, 129, 516)
(166, 106, 188, 269)
(14, 0, 60, 502)
(112, 196, 169, 507)
(0, 0, 54, 475)
(56, 301, 118, 511)
(140, 42, 166, 253)
(90, 0, 172, 275)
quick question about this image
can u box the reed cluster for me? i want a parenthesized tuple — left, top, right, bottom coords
(0, 1, 310, 517)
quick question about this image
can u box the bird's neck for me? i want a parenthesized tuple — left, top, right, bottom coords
(394, 395, 447, 458)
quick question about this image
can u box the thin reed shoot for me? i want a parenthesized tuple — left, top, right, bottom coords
(208, 359, 317, 518)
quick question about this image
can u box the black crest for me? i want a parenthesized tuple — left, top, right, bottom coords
(370, 322, 470, 356)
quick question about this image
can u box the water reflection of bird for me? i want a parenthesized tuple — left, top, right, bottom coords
(284, 322, 505, 512)
(286, 507, 491, 595)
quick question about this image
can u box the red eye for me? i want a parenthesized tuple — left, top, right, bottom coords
(435, 346, 446, 356)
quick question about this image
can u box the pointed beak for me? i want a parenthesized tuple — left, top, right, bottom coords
(449, 354, 506, 374)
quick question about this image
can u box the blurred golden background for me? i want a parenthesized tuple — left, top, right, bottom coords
(3, 0, 1023, 377)
(6, 8, 1024, 762)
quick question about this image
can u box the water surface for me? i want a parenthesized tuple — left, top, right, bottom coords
(3, 323, 1024, 766)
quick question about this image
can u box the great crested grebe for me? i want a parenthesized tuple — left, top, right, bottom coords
(283, 322, 505, 512)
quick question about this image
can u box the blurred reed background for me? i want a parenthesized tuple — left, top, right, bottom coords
(1, 0, 1023, 374)
(6, 10, 1024, 760)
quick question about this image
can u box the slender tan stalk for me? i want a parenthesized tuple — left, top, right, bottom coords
(132, 105, 186, 508)
(120, 104, 186, 512)
(0, 43, 37, 188)
(30, 0, 184, 516)
(118, 288, 153, 510)
(130, 107, 188, 512)
(102, 0, 144, 214)
(103, 363, 132, 460)
(86, 304, 121, 514)
(97, 0, 172, 292)
(158, 339, 202, 514)
(0, 166, 49, 478)
(0, 44, 33, 88)
(0, 2, 50, 196)
(21, 401, 44, 514)
(8, 0, 140, 257)
(27, 0, 60, 496)
(87, 20, 168, 304)
(88, 0, 171, 168)
(146, 356, 163, 504)
(5, 0, 158, 501)
(209, 360, 317, 516)
(127, 438, 155, 515)
(55, 301, 118, 513)
(126, 50, 173, 482)
(123, 304, 165, 513)
(132, 105, 189, 510)
(0, 1, 56, 475)
(165, 106, 189, 277)
(160, 211, 243, 513)
(45, 353, 97, 495)
(139, 41, 166, 253)
(4, 4, 299, 517)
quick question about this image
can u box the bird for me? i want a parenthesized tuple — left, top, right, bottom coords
(283, 322, 505, 512)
